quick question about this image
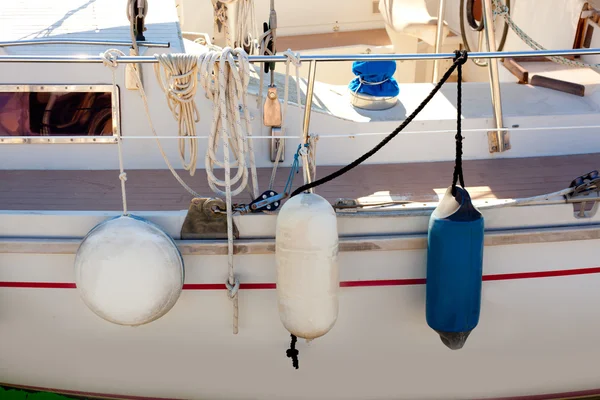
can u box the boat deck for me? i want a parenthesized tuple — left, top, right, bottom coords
(0, 153, 597, 211)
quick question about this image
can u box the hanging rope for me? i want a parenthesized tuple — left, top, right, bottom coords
(101, 49, 130, 216)
(268, 49, 302, 190)
(452, 52, 466, 196)
(289, 51, 469, 198)
(198, 46, 260, 334)
(492, 0, 600, 71)
(101, 50, 203, 198)
(286, 334, 299, 369)
(154, 54, 201, 176)
(101, 48, 259, 334)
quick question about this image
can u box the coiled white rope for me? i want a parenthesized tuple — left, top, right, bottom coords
(198, 46, 259, 334)
(101, 49, 202, 198)
(154, 53, 201, 175)
(101, 49, 130, 216)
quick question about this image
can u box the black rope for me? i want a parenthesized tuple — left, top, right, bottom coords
(451, 50, 468, 197)
(291, 51, 469, 198)
(286, 334, 299, 369)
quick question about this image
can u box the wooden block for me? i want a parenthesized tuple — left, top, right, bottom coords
(530, 75, 585, 97)
(503, 58, 529, 83)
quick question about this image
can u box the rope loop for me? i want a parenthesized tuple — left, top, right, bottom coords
(226, 276, 240, 298)
(283, 49, 301, 67)
(453, 50, 469, 66)
(100, 49, 124, 69)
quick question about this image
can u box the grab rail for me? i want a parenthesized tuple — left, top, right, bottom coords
(0, 48, 597, 63)
(0, 47, 598, 149)
(0, 39, 170, 48)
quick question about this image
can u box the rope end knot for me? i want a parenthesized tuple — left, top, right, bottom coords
(286, 334, 299, 369)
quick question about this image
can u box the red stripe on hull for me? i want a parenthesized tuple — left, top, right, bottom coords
(1, 267, 600, 290)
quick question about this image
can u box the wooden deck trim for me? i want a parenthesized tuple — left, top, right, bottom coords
(0, 153, 597, 212)
(1, 225, 598, 255)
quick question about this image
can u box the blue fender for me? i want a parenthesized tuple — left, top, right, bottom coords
(426, 186, 484, 350)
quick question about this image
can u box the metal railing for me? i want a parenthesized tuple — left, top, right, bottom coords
(0, 47, 598, 149)
(0, 39, 170, 48)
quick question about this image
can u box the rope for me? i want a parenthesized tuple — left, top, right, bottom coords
(289, 51, 469, 198)
(283, 144, 307, 195)
(286, 334, 299, 369)
(101, 48, 259, 334)
(492, 0, 600, 71)
(154, 54, 201, 176)
(197, 46, 259, 334)
(101, 49, 130, 216)
(268, 49, 302, 190)
(100, 50, 203, 198)
(452, 51, 466, 196)
(198, 47, 259, 200)
(213, 0, 259, 54)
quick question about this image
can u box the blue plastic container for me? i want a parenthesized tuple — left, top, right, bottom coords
(426, 186, 484, 350)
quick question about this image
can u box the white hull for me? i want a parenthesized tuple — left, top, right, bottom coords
(1, 205, 600, 399)
(0, 1, 600, 398)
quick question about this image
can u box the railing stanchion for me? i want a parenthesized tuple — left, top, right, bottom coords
(482, 0, 510, 153)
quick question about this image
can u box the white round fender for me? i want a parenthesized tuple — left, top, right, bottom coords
(275, 192, 339, 340)
(74, 215, 184, 326)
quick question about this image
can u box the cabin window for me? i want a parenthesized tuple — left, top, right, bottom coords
(0, 85, 119, 143)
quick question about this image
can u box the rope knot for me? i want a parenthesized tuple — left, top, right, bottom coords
(100, 49, 125, 69)
(453, 50, 469, 66)
(119, 172, 127, 182)
(283, 49, 302, 67)
(226, 276, 240, 298)
(286, 334, 299, 369)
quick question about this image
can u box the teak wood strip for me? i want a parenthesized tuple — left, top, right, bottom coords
(530, 75, 586, 97)
(503, 58, 529, 83)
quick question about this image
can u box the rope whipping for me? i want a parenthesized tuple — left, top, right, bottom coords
(289, 51, 469, 198)
(285, 51, 469, 370)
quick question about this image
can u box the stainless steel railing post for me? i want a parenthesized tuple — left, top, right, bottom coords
(301, 60, 317, 192)
(482, 0, 510, 152)
(432, 0, 447, 82)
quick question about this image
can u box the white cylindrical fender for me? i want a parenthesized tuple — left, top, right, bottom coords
(276, 192, 339, 340)
(74, 215, 184, 326)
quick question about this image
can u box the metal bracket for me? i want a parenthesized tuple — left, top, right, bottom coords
(487, 130, 511, 153)
(180, 198, 239, 240)
(270, 126, 284, 162)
